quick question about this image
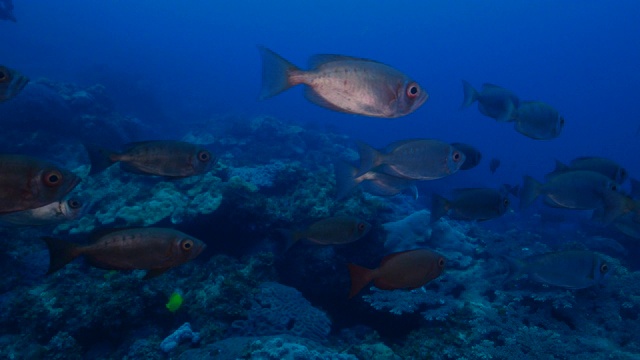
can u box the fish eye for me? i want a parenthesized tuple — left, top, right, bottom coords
(600, 263, 609, 273)
(357, 222, 367, 231)
(503, 198, 510, 207)
(181, 239, 194, 251)
(406, 83, 420, 99)
(452, 151, 462, 162)
(43, 170, 63, 187)
(438, 258, 446, 268)
(197, 150, 211, 162)
(67, 199, 82, 209)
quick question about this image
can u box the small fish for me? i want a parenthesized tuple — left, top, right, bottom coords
(258, 46, 428, 118)
(461, 81, 519, 122)
(280, 216, 371, 250)
(0, 197, 85, 226)
(0, 65, 28, 102)
(513, 101, 564, 140)
(88, 140, 215, 177)
(356, 139, 465, 180)
(489, 158, 501, 174)
(334, 161, 417, 199)
(0, 154, 81, 214)
(431, 188, 510, 223)
(43, 227, 206, 279)
(503, 250, 612, 289)
(451, 142, 481, 170)
(546, 157, 627, 184)
(348, 248, 445, 298)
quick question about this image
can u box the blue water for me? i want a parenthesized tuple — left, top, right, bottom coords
(1, 1, 640, 359)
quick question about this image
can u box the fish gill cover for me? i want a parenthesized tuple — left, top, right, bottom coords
(0, 1, 639, 359)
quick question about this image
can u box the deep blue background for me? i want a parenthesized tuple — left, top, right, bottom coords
(1, 1, 639, 190)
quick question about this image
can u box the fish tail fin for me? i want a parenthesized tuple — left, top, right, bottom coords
(347, 263, 374, 299)
(355, 141, 381, 177)
(258, 46, 301, 100)
(276, 228, 303, 252)
(334, 160, 361, 200)
(86, 145, 118, 175)
(501, 255, 525, 285)
(430, 193, 450, 223)
(461, 80, 479, 108)
(42, 236, 81, 275)
(520, 176, 541, 209)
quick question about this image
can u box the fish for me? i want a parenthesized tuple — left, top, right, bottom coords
(503, 250, 612, 289)
(43, 227, 206, 279)
(613, 212, 640, 239)
(431, 188, 510, 223)
(546, 157, 627, 184)
(0, 65, 29, 102)
(461, 81, 519, 122)
(513, 101, 564, 140)
(88, 140, 215, 177)
(0, 197, 85, 226)
(0, 154, 81, 214)
(489, 158, 500, 174)
(347, 248, 445, 298)
(355, 139, 465, 180)
(451, 142, 482, 170)
(520, 171, 620, 210)
(334, 161, 417, 199)
(0, 0, 16, 22)
(258, 46, 428, 118)
(279, 216, 371, 250)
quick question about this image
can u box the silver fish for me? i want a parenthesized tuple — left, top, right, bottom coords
(513, 101, 564, 140)
(546, 157, 627, 184)
(503, 250, 612, 289)
(461, 81, 519, 122)
(355, 139, 465, 180)
(334, 161, 417, 199)
(0, 197, 85, 226)
(259, 47, 428, 118)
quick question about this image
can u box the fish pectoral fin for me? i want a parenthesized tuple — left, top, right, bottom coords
(144, 268, 170, 279)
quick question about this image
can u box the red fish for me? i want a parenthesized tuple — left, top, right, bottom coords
(0, 154, 80, 214)
(43, 227, 206, 279)
(347, 249, 445, 298)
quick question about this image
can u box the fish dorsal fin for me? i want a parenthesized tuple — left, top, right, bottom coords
(309, 54, 374, 68)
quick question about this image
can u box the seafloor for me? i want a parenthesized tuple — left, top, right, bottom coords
(0, 79, 638, 360)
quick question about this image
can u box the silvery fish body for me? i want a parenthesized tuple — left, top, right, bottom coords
(504, 250, 611, 289)
(259, 47, 428, 118)
(0, 198, 84, 226)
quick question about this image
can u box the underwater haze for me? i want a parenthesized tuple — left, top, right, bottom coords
(1, 1, 640, 359)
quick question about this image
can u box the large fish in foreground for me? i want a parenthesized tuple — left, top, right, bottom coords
(88, 140, 215, 177)
(0, 65, 28, 102)
(43, 228, 206, 279)
(461, 80, 519, 122)
(258, 46, 428, 118)
(356, 139, 465, 180)
(0, 154, 81, 214)
(0, 197, 85, 226)
(348, 248, 445, 298)
(503, 250, 612, 289)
